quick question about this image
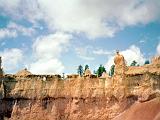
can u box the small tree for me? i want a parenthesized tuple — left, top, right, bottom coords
(77, 65, 83, 76)
(144, 60, 150, 65)
(130, 60, 138, 66)
(109, 65, 115, 77)
(97, 64, 106, 77)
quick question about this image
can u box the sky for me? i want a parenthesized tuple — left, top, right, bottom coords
(0, 0, 160, 75)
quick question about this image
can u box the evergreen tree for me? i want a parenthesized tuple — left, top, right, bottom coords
(130, 60, 138, 66)
(77, 65, 83, 76)
(97, 64, 106, 77)
(109, 65, 115, 76)
(144, 60, 150, 65)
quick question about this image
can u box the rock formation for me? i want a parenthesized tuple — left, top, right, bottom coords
(113, 98, 160, 120)
(15, 68, 32, 77)
(0, 55, 160, 120)
(152, 56, 160, 65)
(114, 51, 127, 75)
(67, 74, 79, 79)
(100, 72, 110, 79)
(84, 68, 91, 77)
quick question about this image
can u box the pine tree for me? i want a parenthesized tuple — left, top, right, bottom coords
(130, 60, 137, 66)
(144, 60, 150, 65)
(109, 65, 115, 76)
(77, 65, 83, 76)
(97, 64, 106, 77)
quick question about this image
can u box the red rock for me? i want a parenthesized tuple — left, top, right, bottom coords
(113, 98, 160, 120)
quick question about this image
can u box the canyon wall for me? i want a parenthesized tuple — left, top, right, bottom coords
(0, 63, 160, 120)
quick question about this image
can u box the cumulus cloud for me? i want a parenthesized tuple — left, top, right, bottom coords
(36, 0, 160, 38)
(157, 42, 160, 55)
(29, 32, 72, 74)
(0, 0, 160, 38)
(0, 48, 23, 73)
(0, 0, 42, 23)
(29, 59, 64, 75)
(105, 45, 146, 71)
(0, 0, 20, 12)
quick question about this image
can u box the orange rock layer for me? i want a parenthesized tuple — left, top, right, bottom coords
(0, 59, 160, 120)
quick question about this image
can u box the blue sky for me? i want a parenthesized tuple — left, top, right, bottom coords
(0, 0, 160, 74)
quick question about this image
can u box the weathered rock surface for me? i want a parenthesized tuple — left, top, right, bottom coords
(0, 56, 159, 120)
(113, 98, 160, 120)
(114, 51, 127, 75)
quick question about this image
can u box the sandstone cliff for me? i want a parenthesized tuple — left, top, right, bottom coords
(0, 59, 160, 120)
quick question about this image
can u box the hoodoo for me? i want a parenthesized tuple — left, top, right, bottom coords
(15, 68, 32, 77)
(114, 51, 127, 75)
(0, 55, 160, 120)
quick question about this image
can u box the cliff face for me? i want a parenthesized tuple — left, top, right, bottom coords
(0, 63, 160, 120)
(113, 98, 160, 120)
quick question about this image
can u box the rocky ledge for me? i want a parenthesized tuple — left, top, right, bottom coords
(0, 56, 160, 120)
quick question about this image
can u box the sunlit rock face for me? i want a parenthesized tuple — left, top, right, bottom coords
(114, 51, 127, 75)
(113, 98, 160, 120)
(0, 56, 160, 120)
(84, 68, 92, 77)
(152, 56, 160, 66)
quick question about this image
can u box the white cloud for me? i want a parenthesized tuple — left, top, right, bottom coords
(0, 22, 35, 40)
(29, 59, 64, 75)
(93, 49, 112, 55)
(0, 0, 20, 12)
(105, 45, 146, 71)
(77, 55, 94, 61)
(157, 42, 160, 55)
(29, 32, 72, 74)
(75, 46, 95, 61)
(7, 22, 35, 36)
(0, 29, 17, 39)
(122, 45, 146, 65)
(32, 32, 71, 59)
(0, 48, 23, 73)
(105, 56, 114, 72)
(1, 0, 160, 38)
(0, 0, 42, 23)
(37, 0, 160, 38)
(76, 46, 113, 60)
(37, 0, 118, 38)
